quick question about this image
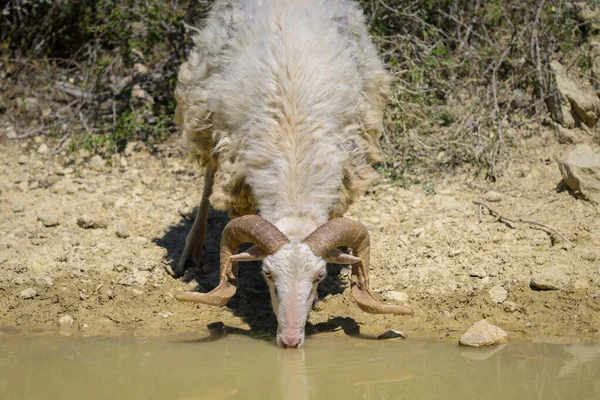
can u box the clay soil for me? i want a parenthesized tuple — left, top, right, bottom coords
(1, 130, 599, 343)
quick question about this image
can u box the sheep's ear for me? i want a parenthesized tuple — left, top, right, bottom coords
(230, 245, 268, 262)
(323, 249, 361, 265)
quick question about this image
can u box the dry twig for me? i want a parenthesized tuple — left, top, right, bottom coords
(473, 200, 572, 246)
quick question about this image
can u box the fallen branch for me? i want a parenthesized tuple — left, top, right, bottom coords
(473, 200, 572, 246)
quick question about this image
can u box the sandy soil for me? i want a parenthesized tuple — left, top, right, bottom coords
(0, 130, 599, 343)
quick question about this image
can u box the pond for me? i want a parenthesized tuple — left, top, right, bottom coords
(1, 333, 599, 399)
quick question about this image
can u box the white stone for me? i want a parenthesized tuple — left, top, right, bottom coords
(459, 320, 508, 347)
(19, 287, 37, 299)
(488, 285, 508, 304)
(382, 291, 409, 302)
(58, 315, 74, 327)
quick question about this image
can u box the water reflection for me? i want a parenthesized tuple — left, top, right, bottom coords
(0, 334, 599, 400)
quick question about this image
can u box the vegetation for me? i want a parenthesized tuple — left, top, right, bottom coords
(0, 0, 591, 181)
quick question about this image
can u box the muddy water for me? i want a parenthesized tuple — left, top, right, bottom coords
(1, 334, 599, 400)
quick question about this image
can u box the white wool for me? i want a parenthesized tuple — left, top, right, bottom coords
(175, 0, 390, 234)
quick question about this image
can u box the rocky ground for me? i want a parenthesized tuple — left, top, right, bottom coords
(0, 129, 599, 344)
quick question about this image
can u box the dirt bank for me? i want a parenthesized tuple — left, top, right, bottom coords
(0, 131, 599, 343)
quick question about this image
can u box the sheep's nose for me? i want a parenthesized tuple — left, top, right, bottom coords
(280, 335, 302, 349)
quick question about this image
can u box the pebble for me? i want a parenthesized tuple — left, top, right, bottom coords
(10, 202, 25, 213)
(530, 264, 571, 291)
(132, 288, 144, 295)
(19, 287, 37, 299)
(377, 330, 407, 340)
(469, 266, 487, 279)
(503, 301, 517, 313)
(482, 191, 503, 202)
(488, 285, 508, 304)
(178, 205, 192, 219)
(14, 174, 29, 183)
(58, 315, 74, 327)
(17, 155, 28, 164)
(77, 215, 108, 229)
(443, 310, 452, 318)
(459, 320, 508, 347)
(37, 212, 59, 227)
(17, 181, 29, 192)
(89, 155, 105, 169)
(56, 167, 74, 176)
(36, 275, 53, 286)
(116, 224, 130, 238)
(141, 175, 155, 185)
(382, 291, 409, 302)
(37, 144, 49, 154)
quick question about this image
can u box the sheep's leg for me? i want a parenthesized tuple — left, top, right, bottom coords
(175, 165, 215, 277)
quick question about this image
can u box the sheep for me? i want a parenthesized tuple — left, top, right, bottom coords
(173, 0, 412, 348)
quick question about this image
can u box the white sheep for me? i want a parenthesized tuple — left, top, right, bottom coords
(174, 0, 411, 348)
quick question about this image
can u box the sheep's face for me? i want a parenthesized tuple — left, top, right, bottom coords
(262, 243, 326, 348)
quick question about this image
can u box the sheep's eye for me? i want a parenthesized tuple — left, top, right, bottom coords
(314, 271, 326, 283)
(264, 271, 273, 281)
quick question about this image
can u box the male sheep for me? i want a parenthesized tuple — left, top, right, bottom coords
(174, 0, 411, 348)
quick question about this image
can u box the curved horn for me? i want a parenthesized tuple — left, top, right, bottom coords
(175, 215, 289, 306)
(302, 218, 412, 315)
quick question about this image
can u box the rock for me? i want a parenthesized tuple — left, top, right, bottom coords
(552, 123, 580, 144)
(6, 129, 17, 139)
(36, 275, 53, 286)
(133, 63, 149, 75)
(133, 270, 149, 286)
(530, 264, 571, 291)
(89, 155, 105, 169)
(19, 288, 37, 299)
(116, 224, 130, 238)
(377, 330, 407, 340)
(132, 288, 144, 295)
(37, 143, 49, 154)
(382, 291, 409, 302)
(469, 266, 487, 279)
(482, 191, 502, 202)
(58, 315, 74, 327)
(503, 301, 517, 313)
(459, 320, 508, 347)
(14, 173, 29, 183)
(37, 212, 59, 227)
(488, 285, 508, 304)
(124, 141, 138, 156)
(56, 167, 74, 176)
(141, 175, 154, 185)
(131, 84, 154, 103)
(178, 205, 192, 219)
(17, 155, 28, 164)
(443, 310, 452, 318)
(159, 311, 173, 319)
(545, 60, 600, 128)
(10, 202, 24, 213)
(76, 215, 94, 228)
(17, 181, 29, 192)
(77, 215, 108, 229)
(557, 145, 600, 204)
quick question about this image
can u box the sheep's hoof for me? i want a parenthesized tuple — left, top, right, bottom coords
(174, 251, 199, 278)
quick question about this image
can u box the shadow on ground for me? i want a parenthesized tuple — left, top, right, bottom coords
(154, 207, 349, 339)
